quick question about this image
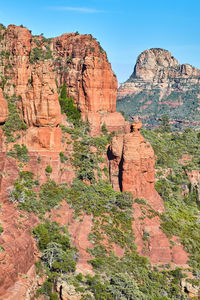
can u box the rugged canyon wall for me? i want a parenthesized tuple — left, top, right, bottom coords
(0, 24, 127, 136)
(0, 24, 128, 298)
(117, 48, 200, 130)
(0, 25, 189, 298)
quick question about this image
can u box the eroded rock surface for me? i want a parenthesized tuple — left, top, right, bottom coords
(0, 25, 190, 299)
(118, 48, 200, 99)
(117, 48, 200, 130)
(0, 25, 126, 134)
(0, 89, 8, 124)
(108, 122, 188, 265)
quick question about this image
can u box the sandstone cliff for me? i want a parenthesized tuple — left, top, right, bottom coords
(117, 48, 200, 130)
(0, 24, 126, 136)
(0, 26, 191, 299)
(108, 122, 188, 265)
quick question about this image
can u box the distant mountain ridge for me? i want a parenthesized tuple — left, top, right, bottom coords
(117, 48, 200, 130)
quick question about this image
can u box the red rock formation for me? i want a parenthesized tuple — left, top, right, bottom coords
(117, 48, 200, 130)
(109, 121, 165, 209)
(0, 25, 189, 299)
(0, 89, 8, 124)
(53, 33, 117, 113)
(118, 48, 200, 100)
(2, 25, 62, 127)
(0, 202, 38, 298)
(0, 25, 125, 134)
(108, 122, 188, 265)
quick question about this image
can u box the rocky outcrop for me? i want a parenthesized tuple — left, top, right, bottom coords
(1, 25, 61, 127)
(108, 121, 160, 204)
(108, 122, 188, 265)
(0, 202, 38, 297)
(0, 25, 190, 298)
(0, 25, 125, 134)
(0, 89, 8, 124)
(53, 33, 117, 113)
(0, 24, 122, 297)
(117, 48, 200, 130)
(118, 48, 200, 99)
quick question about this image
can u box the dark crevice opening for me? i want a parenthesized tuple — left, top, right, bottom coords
(118, 154, 123, 192)
(107, 146, 115, 185)
(184, 286, 189, 294)
(107, 145, 124, 192)
(59, 285, 63, 300)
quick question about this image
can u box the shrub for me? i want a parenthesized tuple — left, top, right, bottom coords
(101, 123, 108, 135)
(39, 179, 66, 210)
(45, 165, 52, 174)
(59, 83, 81, 125)
(59, 152, 67, 163)
(107, 273, 146, 299)
(0, 23, 6, 30)
(10, 173, 66, 214)
(29, 45, 53, 63)
(0, 224, 3, 234)
(2, 96, 27, 143)
(8, 144, 29, 162)
(33, 220, 77, 298)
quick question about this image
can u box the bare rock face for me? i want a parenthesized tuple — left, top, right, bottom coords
(0, 88, 8, 123)
(53, 33, 117, 113)
(118, 48, 200, 99)
(0, 202, 38, 298)
(108, 122, 188, 265)
(52, 33, 124, 134)
(109, 122, 164, 209)
(133, 48, 179, 82)
(0, 25, 189, 298)
(2, 25, 61, 127)
(117, 48, 200, 130)
(0, 25, 123, 134)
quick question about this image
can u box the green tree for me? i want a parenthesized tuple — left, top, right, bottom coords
(59, 83, 81, 125)
(45, 165, 52, 173)
(160, 115, 171, 133)
(60, 82, 67, 99)
(107, 273, 147, 299)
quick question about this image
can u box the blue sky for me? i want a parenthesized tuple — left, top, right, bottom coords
(1, 0, 200, 83)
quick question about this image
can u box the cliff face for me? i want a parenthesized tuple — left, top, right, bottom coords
(0, 25, 126, 135)
(0, 26, 189, 299)
(108, 122, 188, 265)
(117, 48, 200, 130)
(0, 25, 127, 297)
(0, 90, 8, 123)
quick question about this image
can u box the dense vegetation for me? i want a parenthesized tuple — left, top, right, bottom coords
(29, 119, 192, 298)
(33, 220, 77, 299)
(142, 126, 200, 284)
(2, 95, 27, 143)
(6, 82, 199, 298)
(117, 84, 200, 131)
(9, 171, 66, 215)
(59, 82, 81, 125)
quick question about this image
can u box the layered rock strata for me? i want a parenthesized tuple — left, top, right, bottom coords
(118, 48, 200, 99)
(0, 25, 189, 298)
(0, 24, 127, 297)
(117, 48, 200, 130)
(0, 24, 127, 135)
(0, 89, 8, 124)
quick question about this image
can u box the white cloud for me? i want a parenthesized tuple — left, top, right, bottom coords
(49, 6, 104, 13)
